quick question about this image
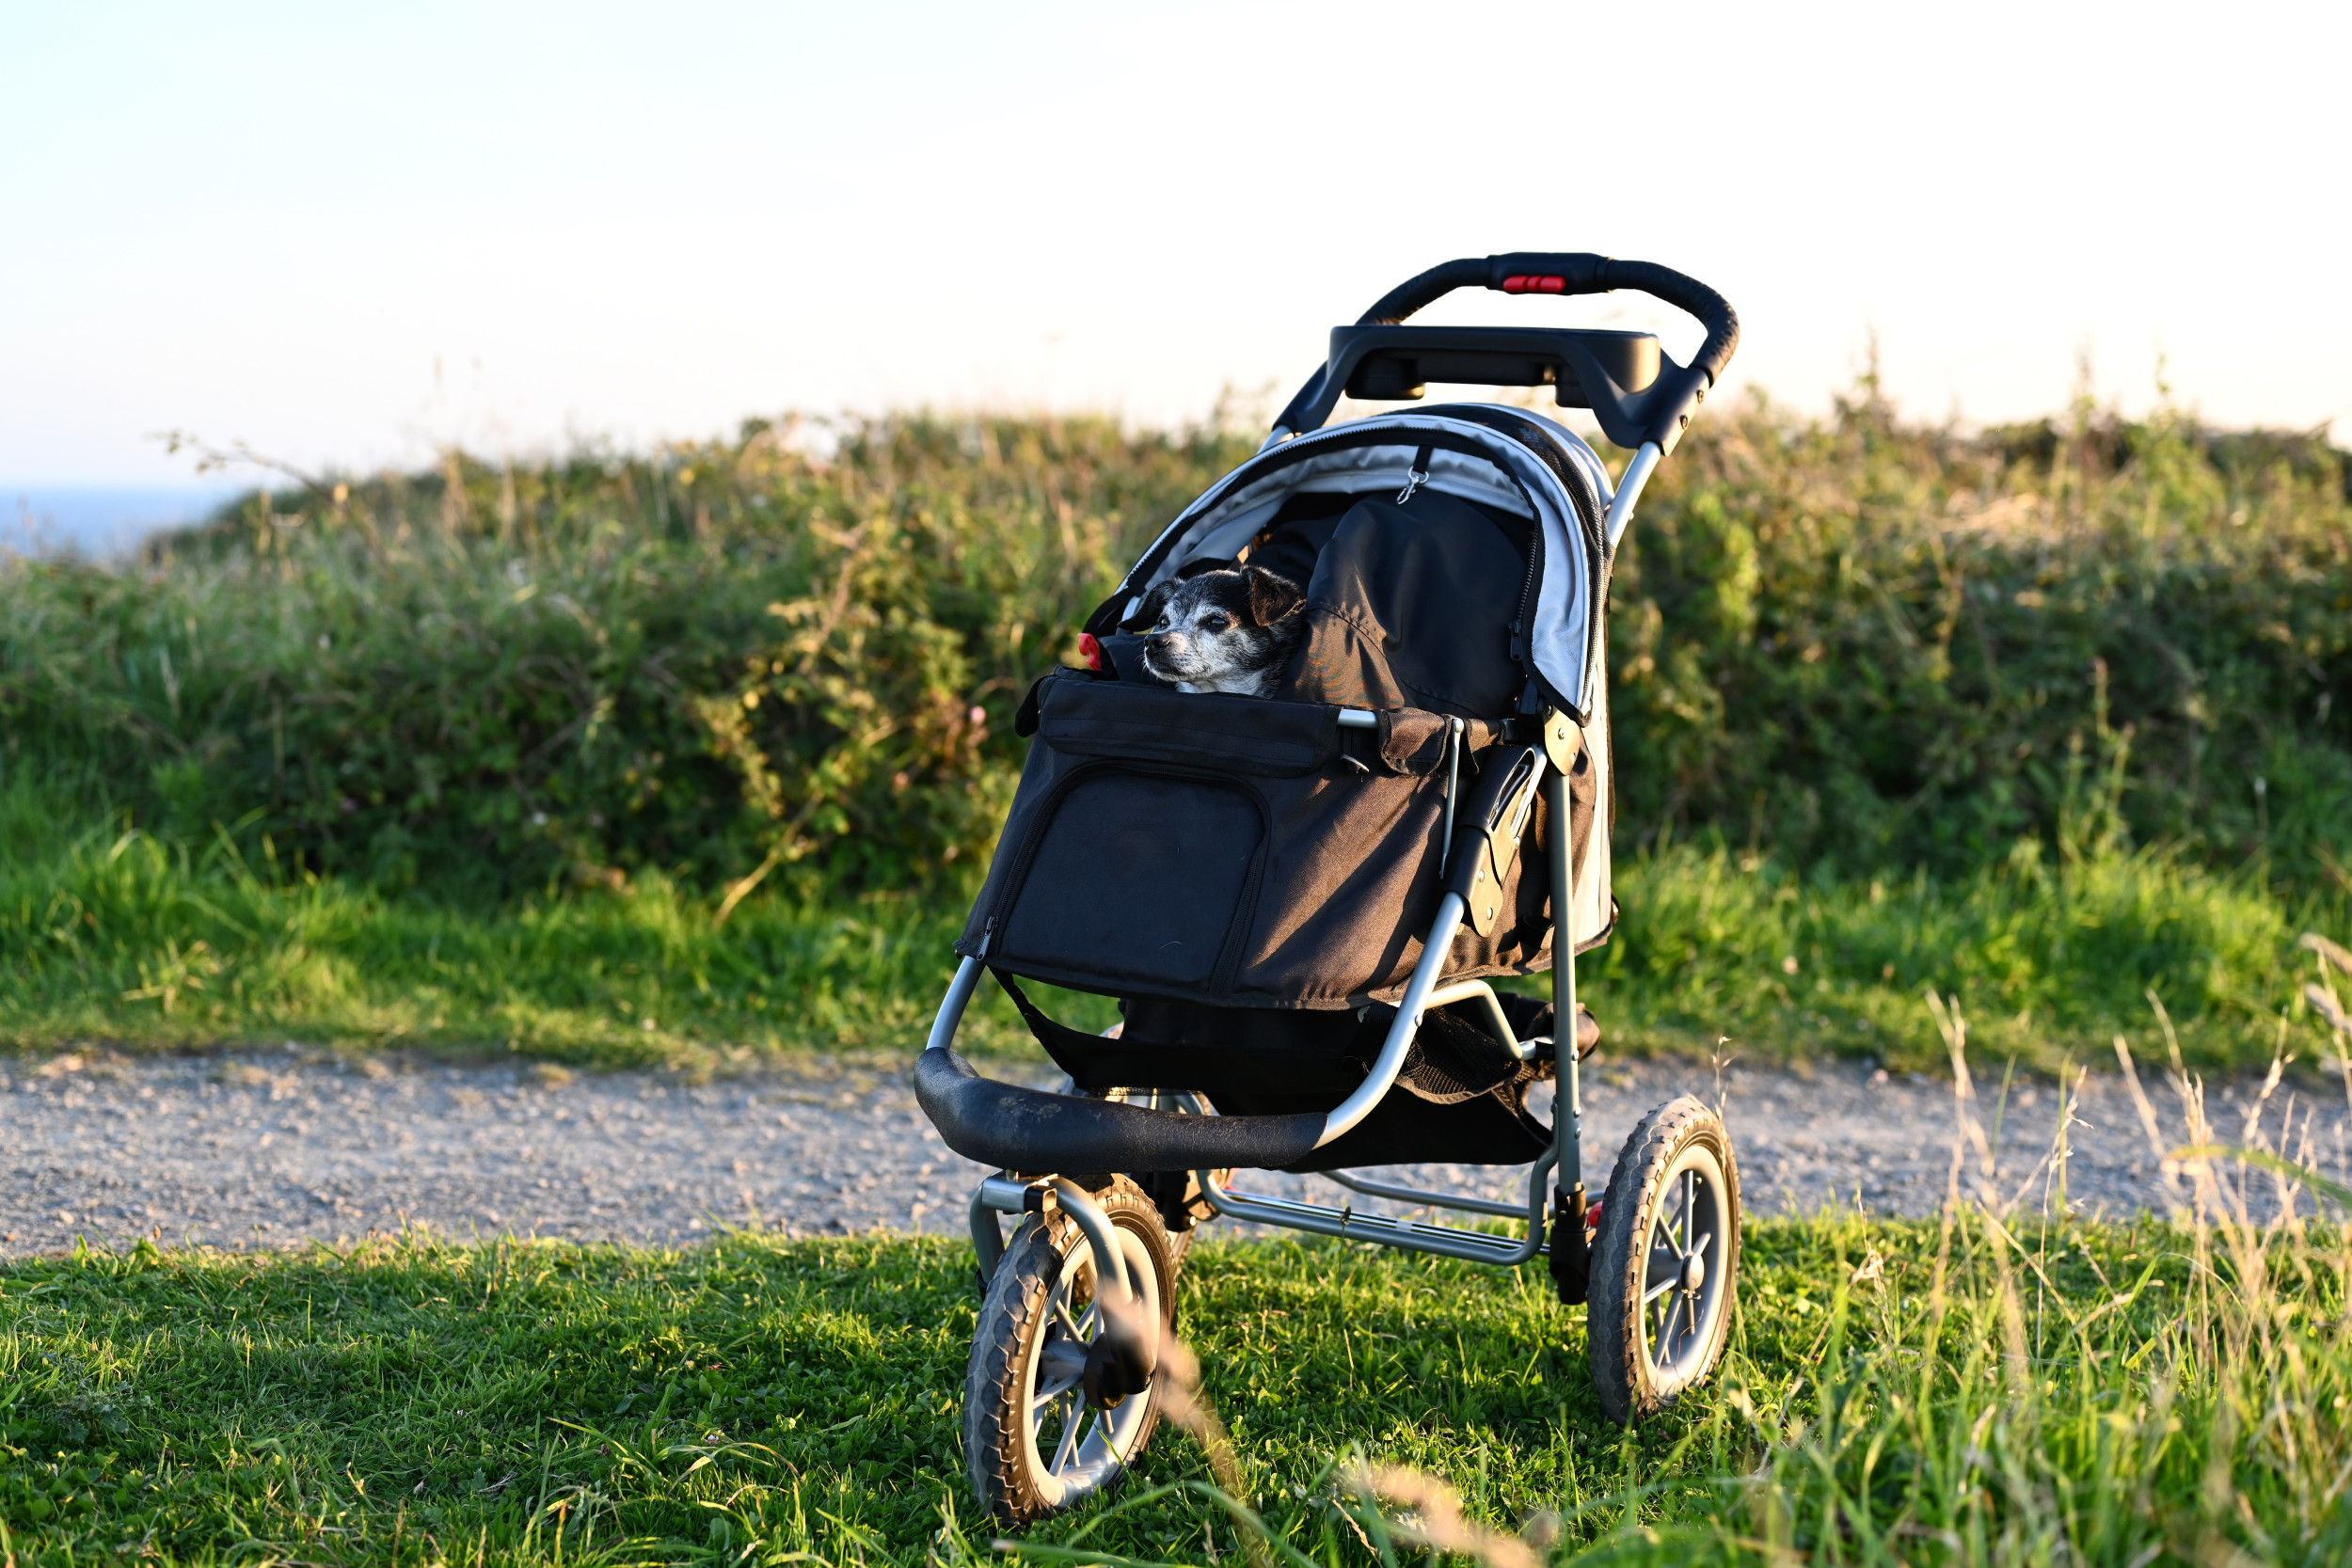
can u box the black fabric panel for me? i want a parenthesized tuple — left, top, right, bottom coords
(959, 679, 1562, 1008)
(914, 1048, 1325, 1173)
(1238, 1084, 1553, 1172)
(1286, 490, 1532, 719)
(997, 973, 1365, 1097)
(1242, 490, 1367, 587)
(1184, 996, 1555, 1170)
(996, 771, 1263, 990)
(1037, 679, 1337, 776)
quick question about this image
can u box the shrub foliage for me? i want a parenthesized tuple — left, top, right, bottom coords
(1, 417, 1243, 897)
(2, 395, 2345, 899)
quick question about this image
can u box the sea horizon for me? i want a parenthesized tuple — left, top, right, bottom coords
(4, 483, 246, 560)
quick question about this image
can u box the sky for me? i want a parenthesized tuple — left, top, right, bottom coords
(5, 0, 2348, 494)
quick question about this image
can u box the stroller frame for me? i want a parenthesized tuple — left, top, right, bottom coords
(944, 755, 1594, 1275)
(918, 252, 1744, 1520)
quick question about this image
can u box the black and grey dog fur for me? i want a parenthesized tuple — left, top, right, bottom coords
(1129, 565, 1307, 696)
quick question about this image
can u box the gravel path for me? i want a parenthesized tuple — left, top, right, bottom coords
(6, 1047, 2348, 1259)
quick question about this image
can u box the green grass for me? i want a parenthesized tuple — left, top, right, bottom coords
(1579, 837, 2352, 1073)
(3, 1191, 2344, 1565)
(7, 769, 2345, 1073)
(0, 777, 1093, 1070)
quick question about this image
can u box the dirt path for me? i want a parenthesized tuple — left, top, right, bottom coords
(6, 1048, 2346, 1258)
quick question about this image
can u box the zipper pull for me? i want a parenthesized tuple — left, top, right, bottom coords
(1395, 443, 1435, 505)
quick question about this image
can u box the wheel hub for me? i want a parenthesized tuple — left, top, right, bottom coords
(1680, 1251, 1707, 1293)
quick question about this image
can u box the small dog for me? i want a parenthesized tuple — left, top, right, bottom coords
(1131, 565, 1307, 696)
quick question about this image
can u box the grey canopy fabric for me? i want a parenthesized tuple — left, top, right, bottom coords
(1104, 408, 1616, 721)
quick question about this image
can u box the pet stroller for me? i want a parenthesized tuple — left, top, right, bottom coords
(916, 252, 1743, 1523)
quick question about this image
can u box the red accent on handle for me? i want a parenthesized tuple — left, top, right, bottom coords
(1078, 632, 1104, 672)
(1501, 275, 1567, 294)
(1584, 1198, 1604, 1229)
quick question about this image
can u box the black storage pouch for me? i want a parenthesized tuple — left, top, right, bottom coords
(1037, 679, 1337, 777)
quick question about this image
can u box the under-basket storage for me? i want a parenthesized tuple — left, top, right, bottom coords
(956, 672, 1599, 1008)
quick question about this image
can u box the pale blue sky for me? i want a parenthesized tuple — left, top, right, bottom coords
(6, 0, 2346, 485)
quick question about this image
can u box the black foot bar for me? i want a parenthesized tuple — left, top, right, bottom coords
(916, 1047, 1325, 1172)
(916, 890, 1472, 1173)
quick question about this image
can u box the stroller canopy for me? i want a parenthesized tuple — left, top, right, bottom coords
(1088, 406, 1616, 721)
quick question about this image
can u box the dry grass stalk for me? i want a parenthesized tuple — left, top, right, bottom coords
(2300, 930, 2352, 980)
(1338, 1463, 1544, 1568)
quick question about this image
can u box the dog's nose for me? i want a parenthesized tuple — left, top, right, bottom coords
(1146, 633, 1173, 654)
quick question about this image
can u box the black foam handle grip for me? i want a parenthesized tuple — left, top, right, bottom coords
(1358, 253, 1740, 387)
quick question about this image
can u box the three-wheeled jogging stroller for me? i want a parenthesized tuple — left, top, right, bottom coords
(916, 252, 1744, 1523)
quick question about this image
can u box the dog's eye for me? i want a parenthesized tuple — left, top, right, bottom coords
(1151, 616, 1169, 631)
(1203, 615, 1230, 633)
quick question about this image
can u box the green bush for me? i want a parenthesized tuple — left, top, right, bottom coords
(1, 393, 2344, 907)
(0, 417, 1248, 898)
(1613, 388, 2352, 880)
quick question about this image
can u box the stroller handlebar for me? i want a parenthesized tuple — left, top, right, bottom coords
(1358, 253, 1740, 388)
(1268, 253, 1739, 453)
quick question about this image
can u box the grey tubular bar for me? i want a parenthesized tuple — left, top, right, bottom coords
(927, 956, 984, 1054)
(1050, 1179, 1135, 1305)
(1604, 441, 1661, 551)
(1313, 892, 1469, 1146)
(1422, 977, 1537, 1062)
(974, 1174, 1033, 1213)
(1336, 708, 1379, 729)
(1196, 1156, 1553, 1266)
(969, 1186, 1008, 1280)
(1325, 1169, 1532, 1219)
(1546, 768, 1581, 1194)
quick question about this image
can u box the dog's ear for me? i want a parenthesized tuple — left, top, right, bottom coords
(1243, 564, 1305, 626)
(1124, 581, 1174, 633)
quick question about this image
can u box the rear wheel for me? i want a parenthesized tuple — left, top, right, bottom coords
(1587, 1096, 1740, 1423)
(964, 1176, 1177, 1525)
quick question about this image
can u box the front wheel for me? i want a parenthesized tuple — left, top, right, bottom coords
(964, 1176, 1177, 1525)
(1587, 1095, 1740, 1423)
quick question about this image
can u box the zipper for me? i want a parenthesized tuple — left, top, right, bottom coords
(1394, 444, 1433, 504)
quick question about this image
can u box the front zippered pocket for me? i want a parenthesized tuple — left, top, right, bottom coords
(985, 760, 1273, 996)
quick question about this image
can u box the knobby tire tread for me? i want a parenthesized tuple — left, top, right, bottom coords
(964, 1178, 1175, 1526)
(1587, 1094, 1740, 1425)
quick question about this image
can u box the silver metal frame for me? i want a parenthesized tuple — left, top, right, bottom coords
(1604, 440, 1661, 551)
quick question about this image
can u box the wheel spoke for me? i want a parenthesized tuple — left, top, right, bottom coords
(1030, 1388, 1066, 1453)
(1051, 1402, 1085, 1473)
(1645, 1227, 1680, 1294)
(1644, 1275, 1679, 1306)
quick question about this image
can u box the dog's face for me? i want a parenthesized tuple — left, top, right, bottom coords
(1134, 565, 1306, 696)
